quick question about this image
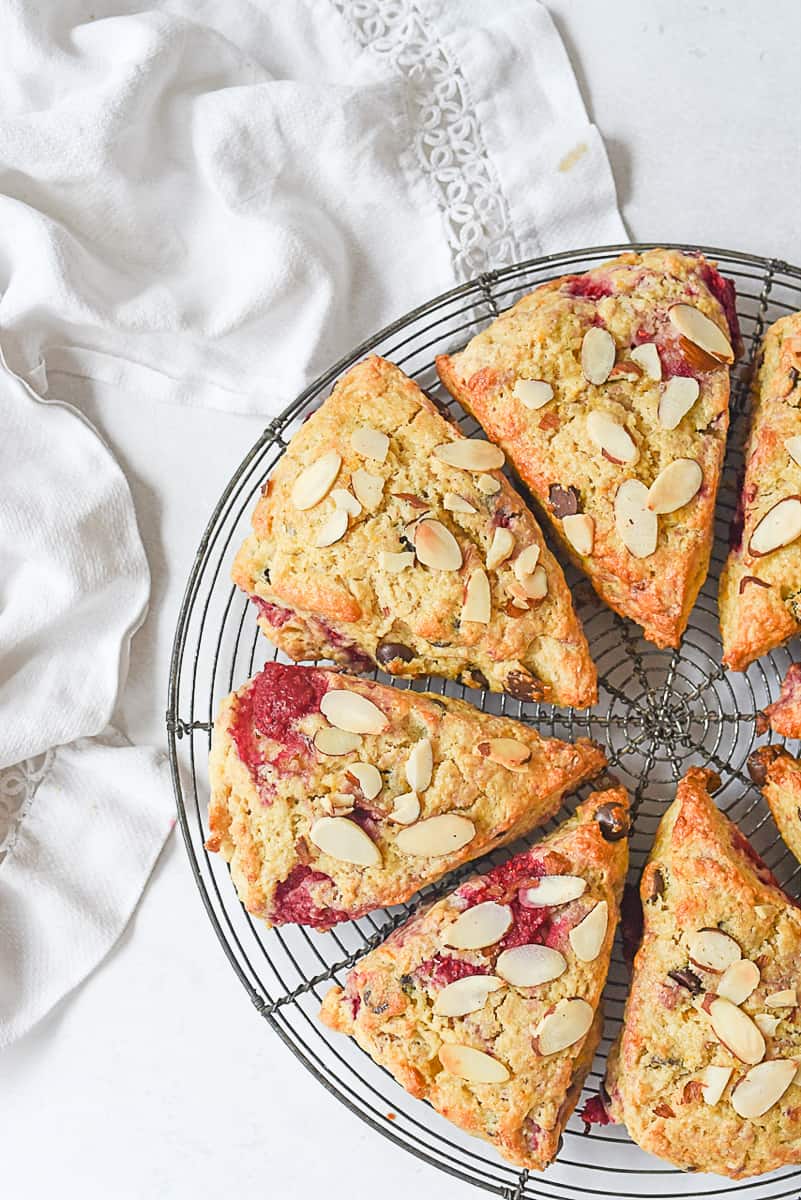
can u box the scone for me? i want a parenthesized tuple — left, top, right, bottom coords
(720, 312, 801, 670)
(436, 249, 740, 649)
(604, 767, 801, 1178)
(320, 787, 629, 1170)
(749, 745, 801, 866)
(207, 662, 606, 929)
(233, 355, 597, 708)
(758, 663, 801, 739)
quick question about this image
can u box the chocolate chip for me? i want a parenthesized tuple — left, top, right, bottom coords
(739, 574, 770, 594)
(399, 973, 415, 995)
(462, 668, 489, 691)
(667, 967, 702, 996)
(646, 868, 665, 904)
(548, 483, 580, 517)
(791, 367, 800, 388)
(595, 802, 629, 841)
(376, 641, 415, 666)
(747, 745, 786, 787)
(504, 670, 545, 702)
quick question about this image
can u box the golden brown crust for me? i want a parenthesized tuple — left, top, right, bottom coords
(207, 662, 606, 928)
(749, 745, 801, 867)
(436, 249, 737, 648)
(233, 355, 596, 707)
(760, 663, 801, 739)
(606, 768, 801, 1177)
(320, 788, 629, 1170)
(720, 312, 801, 670)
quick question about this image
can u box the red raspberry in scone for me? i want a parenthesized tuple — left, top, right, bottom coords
(720, 312, 801, 670)
(206, 662, 606, 929)
(436, 250, 741, 649)
(604, 768, 801, 1178)
(758, 663, 801, 739)
(232, 355, 597, 708)
(749, 745, 801, 868)
(319, 787, 629, 1170)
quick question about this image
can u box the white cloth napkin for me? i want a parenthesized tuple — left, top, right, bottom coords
(0, 0, 625, 417)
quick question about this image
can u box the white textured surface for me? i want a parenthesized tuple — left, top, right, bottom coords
(2, 2, 801, 1198)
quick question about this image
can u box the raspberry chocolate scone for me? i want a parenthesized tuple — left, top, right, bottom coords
(436, 250, 741, 649)
(233, 355, 596, 708)
(320, 787, 629, 1170)
(604, 768, 801, 1178)
(720, 312, 801, 670)
(758, 663, 801, 740)
(207, 662, 606, 929)
(749, 745, 801, 867)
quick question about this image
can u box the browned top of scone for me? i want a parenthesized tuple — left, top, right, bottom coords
(606, 767, 801, 1178)
(759, 663, 801, 740)
(320, 788, 629, 1170)
(749, 743, 801, 869)
(720, 312, 801, 671)
(436, 249, 739, 649)
(232, 354, 597, 707)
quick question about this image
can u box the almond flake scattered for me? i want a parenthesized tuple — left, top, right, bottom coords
(433, 976, 503, 1018)
(513, 544, 540, 582)
(535, 998, 594, 1056)
(586, 411, 639, 464)
(443, 901, 513, 950)
(785, 435, 801, 468)
(291, 450, 342, 510)
(754, 1013, 780, 1037)
(314, 508, 349, 548)
(569, 900, 608, 962)
(615, 479, 658, 558)
(669, 303, 734, 364)
(513, 379, 553, 410)
(731, 1059, 796, 1119)
(414, 519, 463, 571)
(562, 513, 594, 556)
(351, 468, 385, 511)
(495, 944, 566, 988)
(716, 958, 760, 1005)
(476, 474, 501, 495)
(749, 497, 801, 556)
(395, 814, 475, 857)
(765, 988, 797, 1007)
(331, 488, 362, 517)
(700, 1064, 732, 1106)
(313, 727, 362, 756)
(462, 568, 491, 623)
(476, 737, 531, 771)
(519, 875, 587, 907)
(647, 459, 703, 514)
(486, 527, 515, 571)
(707, 997, 765, 1064)
(350, 426, 389, 462)
(630, 342, 662, 380)
(444, 492, 477, 514)
(687, 929, 741, 972)
(348, 762, 382, 800)
(581, 327, 616, 385)
(405, 738, 433, 793)
(439, 1043, 509, 1084)
(309, 816, 381, 867)
(388, 791, 420, 825)
(320, 690, 389, 734)
(658, 377, 700, 430)
(433, 440, 505, 472)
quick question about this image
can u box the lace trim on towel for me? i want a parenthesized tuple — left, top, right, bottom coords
(0, 750, 54, 864)
(333, 0, 520, 279)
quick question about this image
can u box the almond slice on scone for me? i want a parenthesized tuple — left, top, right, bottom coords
(436, 249, 741, 649)
(206, 662, 606, 930)
(749, 745, 801, 867)
(720, 312, 801, 670)
(602, 768, 801, 1178)
(319, 787, 629, 1170)
(232, 354, 596, 708)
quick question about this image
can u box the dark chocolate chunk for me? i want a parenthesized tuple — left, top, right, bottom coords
(595, 801, 630, 842)
(548, 483, 580, 517)
(504, 670, 545, 703)
(747, 744, 786, 787)
(462, 668, 489, 691)
(667, 967, 703, 996)
(376, 641, 415, 666)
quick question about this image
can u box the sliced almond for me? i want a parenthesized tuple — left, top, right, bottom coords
(414, 519, 462, 571)
(755, 1013, 780, 1037)
(701, 1064, 732, 1106)
(444, 492, 477, 515)
(443, 901, 513, 950)
(679, 336, 722, 373)
(569, 900, 609, 962)
(291, 450, 342, 510)
(320, 690, 388, 735)
(309, 816, 381, 867)
(438, 1043, 510, 1084)
(535, 998, 594, 1056)
(378, 549, 415, 573)
(658, 376, 700, 430)
(749, 498, 801, 556)
(647, 459, 703, 514)
(395, 813, 475, 857)
(785, 435, 801, 468)
(320, 794, 354, 817)
(519, 875, 587, 907)
(331, 488, 362, 517)
(433, 440, 505, 472)
(615, 479, 658, 558)
(669, 304, 734, 364)
(406, 738, 433, 793)
(687, 929, 741, 973)
(708, 997, 765, 1064)
(765, 988, 797, 1007)
(389, 791, 420, 825)
(476, 474, 501, 496)
(495, 944, 567, 988)
(506, 583, 532, 611)
(562, 513, 594, 556)
(351, 468, 385, 511)
(581, 327, 616, 385)
(717, 959, 760, 1005)
(513, 379, 553, 410)
(518, 564, 547, 600)
(314, 508, 349, 548)
(586, 411, 639, 464)
(630, 342, 662, 381)
(462, 569, 491, 624)
(348, 762, 382, 800)
(476, 738, 531, 772)
(731, 1059, 796, 1119)
(486, 527, 515, 571)
(350, 426, 389, 463)
(313, 727, 362, 756)
(433, 975, 503, 1018)
(513, 544, 540, 581)
(754, 905, 774, 920)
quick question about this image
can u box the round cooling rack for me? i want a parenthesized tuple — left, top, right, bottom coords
(167, 244, 801, 1199)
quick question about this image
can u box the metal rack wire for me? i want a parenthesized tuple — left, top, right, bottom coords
(167, 244, 801, 1199)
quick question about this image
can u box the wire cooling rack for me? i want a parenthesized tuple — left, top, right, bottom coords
(167, 245, 801, 1199)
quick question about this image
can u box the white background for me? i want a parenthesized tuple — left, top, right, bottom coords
(3, 2, 801, 1198)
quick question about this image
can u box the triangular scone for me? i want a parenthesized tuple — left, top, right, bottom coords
(749, 745, 801, 866)
(437, 250, 740, 648)
(758, 663, 801, 740)
(720, 313, 801, 670)
(207, 662, 606, 929)
(233, 355, 596, 708)
(320, 787, 629, 1170)
(605, 768, 801, 1178)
